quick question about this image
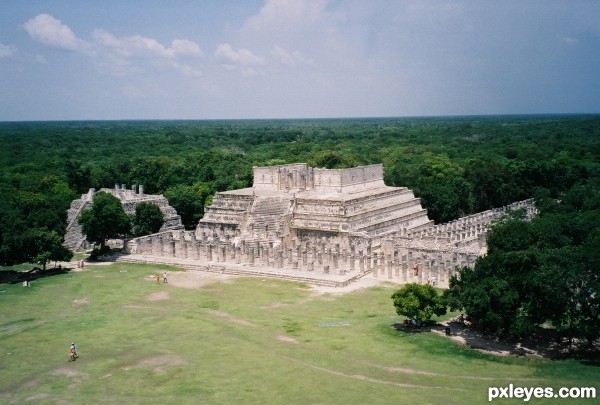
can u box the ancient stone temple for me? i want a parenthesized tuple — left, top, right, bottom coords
(121, 163, 535, 287)
(64, 184, 183, 251)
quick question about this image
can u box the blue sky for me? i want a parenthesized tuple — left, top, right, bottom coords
(1, 0, 599, 120)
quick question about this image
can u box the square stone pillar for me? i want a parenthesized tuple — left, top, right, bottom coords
(207, 244, 213, 261)
(359, 251, 364, 274)
(248, 248, 255, 266)
(220, 245, 226, 262)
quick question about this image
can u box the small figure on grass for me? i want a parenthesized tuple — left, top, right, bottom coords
(163, 271, 168, 283)
(69, 342, 78, 362)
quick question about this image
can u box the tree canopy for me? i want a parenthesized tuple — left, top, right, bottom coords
(131, 202, 164, 237)
(391, 283, 447, 324)
(444, 180, 600, 342)
(78, 192, 131, 249)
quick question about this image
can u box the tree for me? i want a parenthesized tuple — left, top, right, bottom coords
(21, 228, 73, 270)
(391, 283, 447, 324)
(131, 202, 164, 236)
(164, 183, 211, 229)
(78, 192, 131, 249)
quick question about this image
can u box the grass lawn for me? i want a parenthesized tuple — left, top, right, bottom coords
(1, 262, 598, 404)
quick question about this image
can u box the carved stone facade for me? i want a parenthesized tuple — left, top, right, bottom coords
(122, 164, 535, 287)
(64, 184, 183, 251)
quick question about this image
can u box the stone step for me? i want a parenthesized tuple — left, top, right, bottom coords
(114, 255, 359, 287)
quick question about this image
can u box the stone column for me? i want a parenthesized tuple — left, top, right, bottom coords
(325, 248, 332, 271)
(295, 246, 301, 269)
(250, 248, 256, 266)
(333, 251, 339, 272)
(207, 244, 213, 262)
(180, 238, 187, 259)
(359, 251, 364, 274)
(220, 244, 226, 262)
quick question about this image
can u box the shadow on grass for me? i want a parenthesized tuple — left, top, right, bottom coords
(392, 320, 600, 362)
(0, 266, 72, 285)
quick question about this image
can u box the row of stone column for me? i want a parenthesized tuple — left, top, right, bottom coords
(371, 249, 476, 284)
(129, 231, 476, 283)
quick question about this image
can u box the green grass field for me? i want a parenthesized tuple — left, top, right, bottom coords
(1, 263, 598, 404)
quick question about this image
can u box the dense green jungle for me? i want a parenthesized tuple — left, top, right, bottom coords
(1, 114, 598, 229)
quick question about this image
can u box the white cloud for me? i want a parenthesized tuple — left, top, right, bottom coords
(0, 43, 16, 58)
(214, 43, 265, 76)
(561, 36, 578, 45)
(163, 60, 203, 77)
(244, 0, 329, 32)
(215, 43, 264, 66)
(171, 39, 203, 57)
(271, 45, 314, 66)
(91, 30, 203, 59)
(23, 14, 87, 51)
(23, 14, 203, 77)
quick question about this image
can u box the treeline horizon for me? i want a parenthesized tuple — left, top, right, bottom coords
(2, 112, 597, 124)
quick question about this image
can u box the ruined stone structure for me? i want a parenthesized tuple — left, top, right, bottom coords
(64, 184, 183, 251)
(121, 164, 535, 287)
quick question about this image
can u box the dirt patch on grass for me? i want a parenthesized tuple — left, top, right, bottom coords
(261, 302, 287, 310)
(309, 277, 393, 295)
(165, 271, 234, 289)
(275, 335, 299, 344)
(125, 354, 186, 373)
(24, 393, 51, 401)
(49, 367, 90, 389)
(205, 309, 258, 328)
(72, 298, 89, 306)
(146, 291, 170, 301)
(373, 365, 441, 376)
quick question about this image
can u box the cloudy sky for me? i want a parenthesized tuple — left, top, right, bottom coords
(1, 0, 599, 120)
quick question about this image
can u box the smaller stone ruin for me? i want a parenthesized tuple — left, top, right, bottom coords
(63, 184, 183, 251)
